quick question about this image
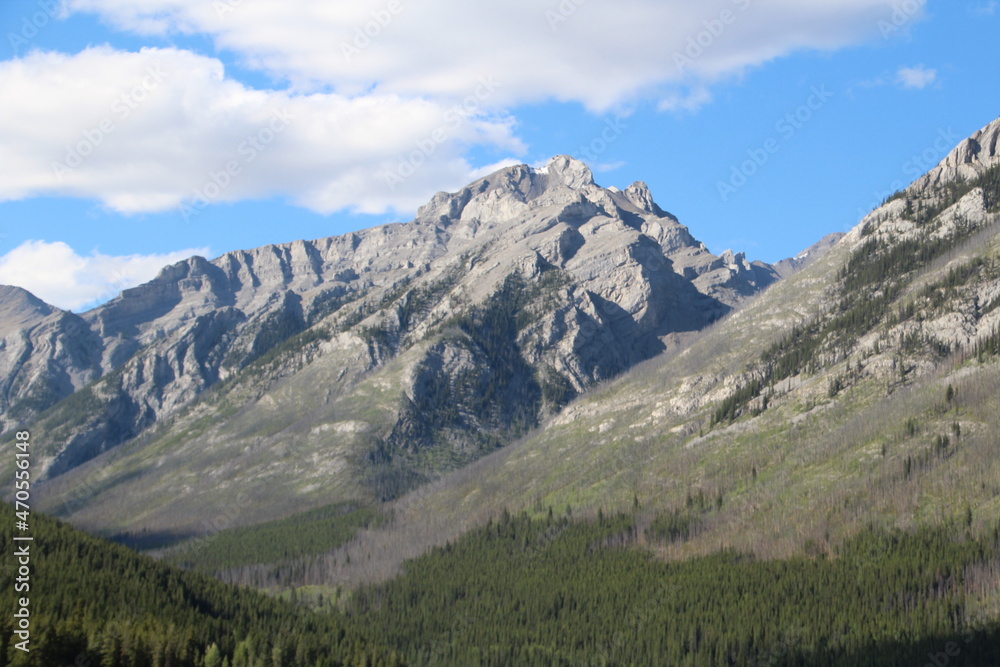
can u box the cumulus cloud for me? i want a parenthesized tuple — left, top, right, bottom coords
(64, 0, 915, 110)
(0, 240, 210, 311)
(0, 47, 522, 216)
(0, 1, 922, 218)
(896, 65, 938, 89)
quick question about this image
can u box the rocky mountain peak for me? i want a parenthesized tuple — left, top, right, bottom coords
(415, 155, 599, 226)
(537, 155, 595, 189)
(0, 284, 57, 336)
(945, 116, 1000, 169)
(622, 180, 666, 216)
(911, 116, 1000, 191)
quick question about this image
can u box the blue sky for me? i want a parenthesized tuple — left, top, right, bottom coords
(0, 0, 997, 311)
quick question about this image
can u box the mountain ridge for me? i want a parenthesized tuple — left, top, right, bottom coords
(300, 116, 1000, 588)
(6, 155, 805, 535)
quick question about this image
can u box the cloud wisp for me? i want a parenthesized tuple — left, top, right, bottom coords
(896, 65, 937, 89)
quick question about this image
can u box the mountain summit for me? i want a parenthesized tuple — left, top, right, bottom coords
(9, 110, 999, 548)
(5, 156, 788, 533)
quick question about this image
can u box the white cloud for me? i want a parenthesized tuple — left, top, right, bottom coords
(64, 0, 916, 110)
(0, 47, 523, 216)
(0, 240, 210, 311)
(896, 65, 938, 89)
(0, 1, 924, 220)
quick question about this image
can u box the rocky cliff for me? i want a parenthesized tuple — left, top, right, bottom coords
(3, 156, 806, 531)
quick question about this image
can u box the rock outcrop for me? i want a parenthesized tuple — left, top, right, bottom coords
(912, 117, 1000, 191)
(0, 286, 103, 433)
(8, 156, 783, 494)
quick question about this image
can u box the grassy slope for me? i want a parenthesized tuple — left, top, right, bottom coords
(33, 328, 394, 537)
(311, 197, 1000, 588)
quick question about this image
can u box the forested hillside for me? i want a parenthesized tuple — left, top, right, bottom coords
(0, 504, 399, 666)
(348, 509, 1000, 665)
(5, 502, 1000, 666)
(298, 120, 1000, 592)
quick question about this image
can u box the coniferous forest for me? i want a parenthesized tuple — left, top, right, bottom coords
(0, 504, 401, 666)
(5, 502, 1000, 666)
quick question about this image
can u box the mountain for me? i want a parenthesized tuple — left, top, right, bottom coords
(7, 155, 791, 537)
(771, 232, 846, 278)
(0, 285, 103, 431)
(299, 116, 1000, 587)
(6, 115, 1000, 666)
(913, 115, 1000, 190)
(17, 115, 1000, 585)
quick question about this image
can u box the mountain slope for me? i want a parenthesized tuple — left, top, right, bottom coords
(20, 156, 784, 537)
(0, 286, 103, 431)
(283, 117, 1000, 588)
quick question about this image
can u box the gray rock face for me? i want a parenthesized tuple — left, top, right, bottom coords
(911, 117, 1000, 191)
(0, 286, 103, 433)
(16, 118, 1000, 538)
(5, 156, 781, 487)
